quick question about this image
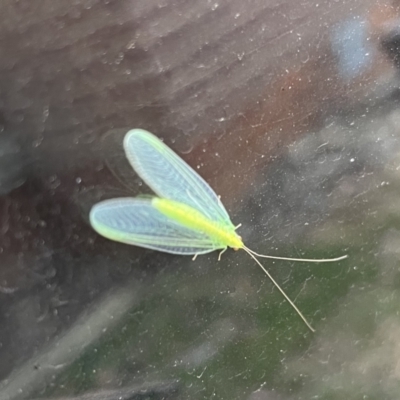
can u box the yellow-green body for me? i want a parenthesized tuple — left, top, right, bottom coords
(153, 198, 243, 250)
(90, 129, 347, 332)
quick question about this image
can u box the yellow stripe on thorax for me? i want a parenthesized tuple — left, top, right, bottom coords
(153, 198, 243, 249)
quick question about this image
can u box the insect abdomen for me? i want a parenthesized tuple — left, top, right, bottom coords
(153, 198, 242, 249)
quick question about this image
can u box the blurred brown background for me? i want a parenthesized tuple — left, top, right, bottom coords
(1, 1, 400, 399)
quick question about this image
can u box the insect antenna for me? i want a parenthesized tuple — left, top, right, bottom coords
(242, 246, 316, 332)
(244, 247, 347, 263)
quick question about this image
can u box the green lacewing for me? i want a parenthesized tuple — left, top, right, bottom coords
(90, 129, 347, 332)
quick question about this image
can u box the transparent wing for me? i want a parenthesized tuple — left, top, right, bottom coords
(123, 129, 233, 226)
(89, 198, 223, 255)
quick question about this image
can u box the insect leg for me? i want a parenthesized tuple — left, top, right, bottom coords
(218, 248, 227, 261)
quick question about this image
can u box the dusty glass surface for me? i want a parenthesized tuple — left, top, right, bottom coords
(1, 1, 400, 399)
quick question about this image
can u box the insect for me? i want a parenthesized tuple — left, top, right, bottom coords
(90, 129, 347, 332)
